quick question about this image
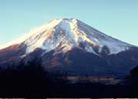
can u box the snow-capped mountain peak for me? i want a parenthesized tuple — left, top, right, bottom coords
(23, 18, 102, 54)
(0, 18, 133, 55)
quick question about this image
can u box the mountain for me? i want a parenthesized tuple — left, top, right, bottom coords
(0, 18, 138, 78)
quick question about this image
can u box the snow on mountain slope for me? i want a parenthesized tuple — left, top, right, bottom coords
(0, 19, 63, 50)
(0, 18, 133, 55)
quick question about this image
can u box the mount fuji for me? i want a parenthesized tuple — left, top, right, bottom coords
(0, 18, 138, 78)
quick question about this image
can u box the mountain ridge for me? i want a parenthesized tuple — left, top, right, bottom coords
(0, 18, 138, 78)
(0, 18, 134, 55)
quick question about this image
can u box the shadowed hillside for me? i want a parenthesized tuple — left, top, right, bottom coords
(0, 58, 138, 97)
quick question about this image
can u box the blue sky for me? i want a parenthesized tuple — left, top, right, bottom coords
(0, 0, 138, 46)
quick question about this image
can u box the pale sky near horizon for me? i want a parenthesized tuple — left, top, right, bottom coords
(0, 0, 138, 46)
